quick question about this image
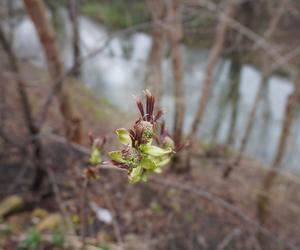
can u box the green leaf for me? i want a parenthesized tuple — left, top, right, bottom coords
(89, 148, 102, 165)
(129, 165, 142, 184)
(140, 144, 172, 157)
(140, 158, 156, 170)
(116, 128, 132, 145)
(155, 156, 171, 167)
(108, 151, 123, 162)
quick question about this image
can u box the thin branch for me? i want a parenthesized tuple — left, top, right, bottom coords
(217, 228, 241, 250)
(80, 178, 89, 250)
(46, 165, 75, 235)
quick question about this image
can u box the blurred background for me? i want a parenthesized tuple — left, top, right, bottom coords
(0, 0, 299, 249)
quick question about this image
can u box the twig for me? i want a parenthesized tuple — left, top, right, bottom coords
(217, 228, 241, 250)
(96, 184, 124, 250)
(80, 178, 89, 250)
(46, 165, 75, 235)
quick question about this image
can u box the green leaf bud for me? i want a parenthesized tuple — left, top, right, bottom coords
(89, 148, 102, 165)
(140, 144, 172, 157)
(116, 128, 132, 146)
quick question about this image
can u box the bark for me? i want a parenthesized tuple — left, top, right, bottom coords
(23, 0, 82, 144)
(186, 0, 235, 168)
(210, 62, 229, 144)
(256, 73, 300, 247)
(167, 0, 185, 147)
(223, 63, 270, 178)
(189, 1, 235, 140)
(67, 0, 81, 77)
(226, 60, 241, 145)
(0, 26, 45, 191)
(223, 0, 287, 178)
(146, 0, 166, 106)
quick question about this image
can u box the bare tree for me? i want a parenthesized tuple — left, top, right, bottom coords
(256, 73, 300, 247)
(226, 60, 241, 145)
(146, 0, 166, 106)
(23, 0, 82, 144)
(223, 0, 288, 178)
(186, 0, 235, 167)
(167, 0, 185, 150)
(0, 26, 45, 191)
(67, 0, 81, 77)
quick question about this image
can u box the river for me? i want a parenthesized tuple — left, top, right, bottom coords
(8, 8, 300, 174)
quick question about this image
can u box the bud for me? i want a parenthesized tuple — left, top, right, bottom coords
(129, 165, 143, 184)
(162, 136, 175, 150)
(89, 148, 102, 165)
(140, 158, 156, 170)
(135, 121, 153, 144)
(116, 128, 132, 146)
(140, 144, 172, 157)
(122, 147, 140, 168)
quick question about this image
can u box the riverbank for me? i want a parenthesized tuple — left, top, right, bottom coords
(0, 59, 299, 249)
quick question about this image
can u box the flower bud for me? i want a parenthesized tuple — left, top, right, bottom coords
(122, 147, 140, 168)
(135, 121, 153, 144)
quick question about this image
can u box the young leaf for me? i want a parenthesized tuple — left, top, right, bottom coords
(89, 148, 102, 165)
(108, 151, 123, 162)
(140, 158, 156, 170)
(129, 165, 142, 184)
(116, 128, 132, 145)
(155, 156, 171, 167)
(140, 144, 172, 157)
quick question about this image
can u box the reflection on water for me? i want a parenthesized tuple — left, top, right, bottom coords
(11, 11, 300, 173)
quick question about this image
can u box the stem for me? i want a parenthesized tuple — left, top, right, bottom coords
(80, 178, 89, 250)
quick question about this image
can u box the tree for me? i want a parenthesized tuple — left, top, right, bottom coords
(223, 0, 288, 178)
(146, 0, 166, 106)
(23, 0, 82, 144)
(226, 60, 242, 145)
(256, 73, 300, 247)
(67, 0, 81, 77)
(167, 0, 186, 172)
(168, 0, 185, 146)
(0, 26, 45, 191)
(186, 0, 235, 167)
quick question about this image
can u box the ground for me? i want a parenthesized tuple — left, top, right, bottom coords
(0, 60, 299, 250)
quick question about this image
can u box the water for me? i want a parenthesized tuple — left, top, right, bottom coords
(8, 10, 300, 174)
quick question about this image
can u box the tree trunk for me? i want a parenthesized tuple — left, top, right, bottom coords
(256, 73, 300, 247)
(226, 60, 241, 145)
(167, 0, 185, 148)
(223, 0, 287, 178)
(223, 63, 270, 178)
(68, 0, 81, 77)
(166, 0, 186, 172)
(0, 26, 45, 192)
(186, 0, 235, 168)
(23, 0, 82, 144)
(146, 0, 166, 107)
(189, 1, 235, 139)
